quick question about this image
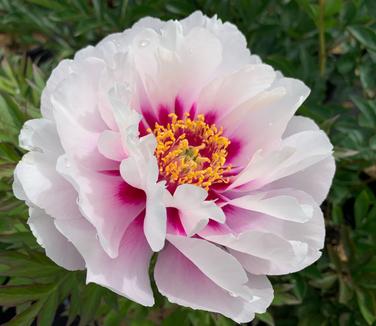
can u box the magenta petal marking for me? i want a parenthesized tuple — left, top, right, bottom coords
(174, 97, 184, 119)
(167, 207, 186, 236)
(117, 182, 146, 205)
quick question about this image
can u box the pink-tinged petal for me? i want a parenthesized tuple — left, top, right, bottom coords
(57, 154, 145, 259)
(263, 116, 336, 204)
(229, 128, 333, 191)
(198, 64, 276, 119)
(51, 96, 114, 171)
(166, 234, 252, 300)
(28, 207, 84, 271)
(219, 77, 310, 167)
(228, 190, 313, 223)
(265, 156, 335, 205)
(202, 229, 302, 267)
(222, 189, 325, 275)
(97, 130, 126, 161)
(120, 143, 166, 252)
(155, 243, 273, 323)
(169, 185, 225, 236)
(55, 216, 154, 306)
(244, 274, 274, 313)
(132, 24, 222, 111)
(230, 240, 310, 276)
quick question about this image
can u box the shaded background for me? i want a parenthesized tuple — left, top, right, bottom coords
(0, 0, 376, 325)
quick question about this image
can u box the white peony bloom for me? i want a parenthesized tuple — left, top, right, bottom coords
(13, 11, 335, 323)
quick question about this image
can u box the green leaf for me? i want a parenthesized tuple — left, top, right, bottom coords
(5, 299, 45, 326)
(0, 250, 62, 278)
(348, 26, 376, 51)
(272, 292, 301, 306)
(256, 312, 275, 326)
(0, 283, 53, 306)
(354, 190, 370, 227)
(37, 289, 59, 326)
(78, 283, 103, 326)
(309, 274, 338, 290)
(356, 290, 376, 325)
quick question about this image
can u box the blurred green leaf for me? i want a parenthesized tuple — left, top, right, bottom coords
(348, 26, 376, 51)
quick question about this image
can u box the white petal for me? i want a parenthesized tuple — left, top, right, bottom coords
(28, 207, 84, 271)
(265, 116, 336, 204)
(198, 64, 276, 118)
(230, 128, 333, 191)
(97, 130, 126, 161)
(14, 119, 82, 221)
(220, 77, 310, 167)
(229, 191, 313, 223)
(144, 181, 167, 252)
(170, 184, 225, 236)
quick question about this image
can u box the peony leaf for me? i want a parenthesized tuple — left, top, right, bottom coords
(348, 26, 376, 51)
(0, 284, 53, 306)
(37, 290, 59, 326)
(356, 289, 376, 325)
(5, 299, 45, 326)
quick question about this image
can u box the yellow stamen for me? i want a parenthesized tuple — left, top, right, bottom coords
(150, 113, 231, 190)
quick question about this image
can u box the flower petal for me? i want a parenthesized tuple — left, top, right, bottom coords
(166, 234, 251, 299)
(169, 184, 225, 236)
(220, 76, 310, 167)
(97, 130, 126, 161)
(57, 154, 145, 259)
(28, 207, 84, 271)
(155, 243, 273, 323)
(14, 119, 82, 221)
(198, 64, 276, 119)
(228, 190, 313, 223)
(264, 116, 336, 204)
(222, 189, 325, 275)
(55, 216, 154, 306)
(229, 127, 333, 191)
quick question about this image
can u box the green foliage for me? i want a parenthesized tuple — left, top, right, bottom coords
(0, 0, 375, 325)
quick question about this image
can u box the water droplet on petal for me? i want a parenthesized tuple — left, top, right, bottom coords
(76, 197, 80, 205)
(95, 233, 99, 240)
(139, 39, 150, 48)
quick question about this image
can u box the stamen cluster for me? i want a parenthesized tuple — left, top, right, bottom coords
(151, 113, 231, 190)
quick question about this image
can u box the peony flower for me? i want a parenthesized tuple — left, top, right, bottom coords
(13, 11, 335, 322)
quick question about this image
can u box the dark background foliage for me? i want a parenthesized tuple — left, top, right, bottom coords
(0, 0, 375, 325)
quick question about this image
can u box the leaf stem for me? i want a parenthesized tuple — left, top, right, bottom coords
(319, 0, 326, 76)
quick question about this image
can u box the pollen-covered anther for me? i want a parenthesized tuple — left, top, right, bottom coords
(151, 113, 231, 190)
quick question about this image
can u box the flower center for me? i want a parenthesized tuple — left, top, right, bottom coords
(150, 113, 231, 191)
